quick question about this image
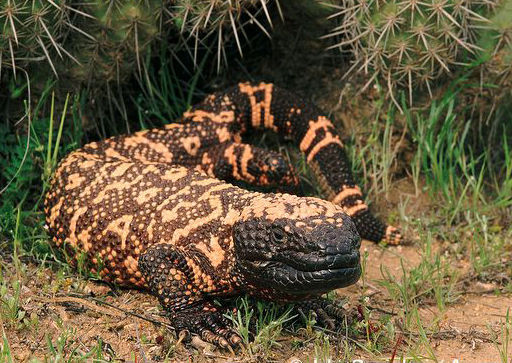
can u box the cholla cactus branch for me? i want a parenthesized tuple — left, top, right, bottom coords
(171, 0, 277, 71)
(2, 0, 276, 86)
(323, 0, 503, 104)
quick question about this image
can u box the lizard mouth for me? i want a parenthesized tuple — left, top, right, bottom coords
(240, 249, 361, 295)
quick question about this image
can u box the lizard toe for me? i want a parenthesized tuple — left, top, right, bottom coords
(208, 313, 242, 347)
(201, 329, 230, 348)
(173, 308, 242, 349)
(294, 298, 353, 332)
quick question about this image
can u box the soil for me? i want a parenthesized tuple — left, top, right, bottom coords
(5, 179, 511, 362)
(5, 235, 510, 362)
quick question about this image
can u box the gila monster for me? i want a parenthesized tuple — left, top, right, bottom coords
(44, 82, 402, 347)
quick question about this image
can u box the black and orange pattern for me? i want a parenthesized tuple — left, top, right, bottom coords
(44, 82, 401, 347)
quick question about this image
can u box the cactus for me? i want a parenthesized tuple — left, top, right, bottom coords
(64, 0, 161, 84)
(172, 0, 278, 71)
(1, 0, 277, 86)
(0, 0, 82, 77)
(477, 0, 512, 88)
(458, 0, 512, 122)
(323, 0, 501, 105)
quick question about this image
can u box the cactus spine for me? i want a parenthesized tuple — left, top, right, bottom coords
(324, 0, 501, 104)
(1, 0, 277, 85)
(0, 0, 81, 77)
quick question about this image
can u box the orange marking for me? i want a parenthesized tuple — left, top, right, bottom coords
(58, 151, 95, 169)
(104, 215, 133, 250)
(147, 219, 157, 241)
(233, 133, 242, 143)
(386, 226, 396, 237)
(68, 206, 88, 247)
(215, 127, 232, 143)
(191, 178, 224, 187)
(49, 198, 64, 227)
(155, 185, 191, 214)
(160, 167, 190, 182)
(147, 142, 174, 161)
(163, 123, 182, 130)
(183, 110, 235, 123)
(77, 228, 92, 251)
(111, 163, 132, 177)
(182, 136, 201, 156)
(205, 94, 216, 103)
(142, 165, 159, 174)
(165, 183, 233, 242)
(385, 225, 402, 245)
(299, 116, 334, 152)
(195, 236, 225, 268)
(104, 148, 130, 161)
(123, 134, 174, 162)
(240, 194, 345, 223)
(200, 153, 215, 177)
(223, 208, 241, 226)
(343, 202, 368, 216)
(331, 186, 363, 205)
(306, 134, 343, 162)
(239, 83, 276, 131)
(200, 153, 212, 165)
(135, 187, 161, 205)
(80, 159, 97, 169)
(161, 201, 196, 224)
(240, 145, 255, 182)
(76, 160, 113, 200)
(224, 144, 241, 180)
(92, 174, 144, 204)
(124, 255, 139, 273)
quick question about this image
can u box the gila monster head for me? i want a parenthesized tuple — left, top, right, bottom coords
(233, 194, 361, 300)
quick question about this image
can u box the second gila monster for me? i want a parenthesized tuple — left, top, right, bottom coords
(44, 82, 402, 347)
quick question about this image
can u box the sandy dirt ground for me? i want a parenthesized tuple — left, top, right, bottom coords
(5, 233, 510, 362)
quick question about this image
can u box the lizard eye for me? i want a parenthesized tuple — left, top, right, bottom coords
(272, 228, 286, 243)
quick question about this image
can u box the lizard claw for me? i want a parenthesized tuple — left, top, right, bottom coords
(201, 311, 242, 347)
(294, 298, 353, 332)
(172, 308, 242, 349)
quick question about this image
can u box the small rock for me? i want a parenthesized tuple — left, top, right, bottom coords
(21, 285, 32, 295)
(473, 281, 497, 293)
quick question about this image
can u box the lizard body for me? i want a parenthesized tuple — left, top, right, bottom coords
(45, 82, 401, 347)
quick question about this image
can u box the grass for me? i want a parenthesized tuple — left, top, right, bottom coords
(491, 308, 511, 363)
(230, 297, 296, 357)
(0, 52, 512, 361)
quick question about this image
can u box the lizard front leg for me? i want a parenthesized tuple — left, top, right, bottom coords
(138, 244, 241, 348)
